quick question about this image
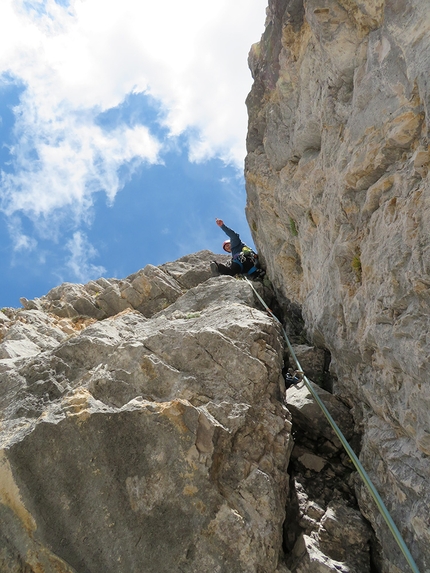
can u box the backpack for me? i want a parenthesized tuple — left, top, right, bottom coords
(233, 246, 260, 276)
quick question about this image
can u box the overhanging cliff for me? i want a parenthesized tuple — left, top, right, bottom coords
(245, 1, 430, 571)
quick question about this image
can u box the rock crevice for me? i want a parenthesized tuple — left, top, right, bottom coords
(246, 1, 430, 571)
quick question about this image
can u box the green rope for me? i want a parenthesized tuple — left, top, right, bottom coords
(244, 277, 420, 573)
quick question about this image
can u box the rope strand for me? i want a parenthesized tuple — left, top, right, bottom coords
(244, 277, 420, 573)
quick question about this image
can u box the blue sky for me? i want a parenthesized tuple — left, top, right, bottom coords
(0, 0, 266, 308)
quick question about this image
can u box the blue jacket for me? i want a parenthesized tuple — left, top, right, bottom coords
(221, 224, 245, 258)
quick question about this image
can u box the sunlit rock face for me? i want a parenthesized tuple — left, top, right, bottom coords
(0, 251, 294, 573)
(245, 1, 430, 571)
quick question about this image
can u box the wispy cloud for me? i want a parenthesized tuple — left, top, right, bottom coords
(65, 230, 106, 283)
(1, 96, 161, 216)
(7, 215, 38, 252)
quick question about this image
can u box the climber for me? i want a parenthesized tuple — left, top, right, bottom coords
(210, 218, 265, 279)
(284, 369, 303, 389)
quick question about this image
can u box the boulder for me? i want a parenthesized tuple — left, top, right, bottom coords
(286, 381, 354, 447)
(290, 533, 361, 573)
(288, 502, 371, 573)
(161, 250, 231, 289)
(291, 345, 326, 383)
(0, 264, 292, 573)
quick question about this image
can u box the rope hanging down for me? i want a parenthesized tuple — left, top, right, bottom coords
(243, 277, 420, 573)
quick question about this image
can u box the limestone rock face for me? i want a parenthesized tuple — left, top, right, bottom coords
(285, 382, 371, 573)
(18, 251, 234, 322)
(0, 252, 292, 573)
(245, 1, 430, 572)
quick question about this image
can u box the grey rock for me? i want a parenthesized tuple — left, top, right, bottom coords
(0, 311, 68, 361)
(285, 428, 371, 571)
(161, 249, 231, 289)
(0, 310, 11, 324)
(19, 297, 40, 311)
(19, 251, 224, 321)
(158, 275, 255, 319)
(0, 339, 41, 360)
(297, 451, 326, 473)
(96, 282, 132, 316)
(0, 257, 292, 573)
(246, 1, 429, 570)
(292, 345, 326, 383)
(129, 264, 183, 316)
(318, 501, 371, 555)
(290, 533, 363, 573)
(0, 308, 18, 320)
(286, 381, 354, 447)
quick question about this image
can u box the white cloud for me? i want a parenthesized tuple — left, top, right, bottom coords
(65, 230, 106, 283)
(7, 216, 38, 252)
(0, 0, 266, 244)
(1, 98, 161, 218)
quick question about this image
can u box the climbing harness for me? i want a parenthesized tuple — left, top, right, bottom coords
(233, 246, 260, 276)
(243, 277, 421, 573)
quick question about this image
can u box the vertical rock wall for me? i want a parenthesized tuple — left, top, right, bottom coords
(245, 1, 430, 571)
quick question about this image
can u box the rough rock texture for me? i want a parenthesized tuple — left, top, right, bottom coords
(17, 250, 228, 322)
(0, 250, 377, 572)
(285, 382, 372, 572)
(1, 251, 296, 573)
(245, 1, 430, 572)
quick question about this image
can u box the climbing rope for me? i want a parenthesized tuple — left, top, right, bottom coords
(243, 277, 421, 573)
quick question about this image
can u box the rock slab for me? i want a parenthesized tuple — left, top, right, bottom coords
(0, 252, 292, 573)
